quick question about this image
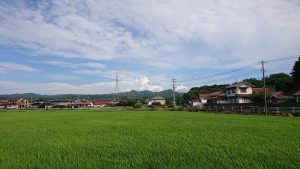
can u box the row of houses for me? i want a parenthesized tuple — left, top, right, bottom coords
(0, 98, 29, 109)
(0, 99, 114, 109)
(193, 82, 300, 106)
(0, 96, 168, 109)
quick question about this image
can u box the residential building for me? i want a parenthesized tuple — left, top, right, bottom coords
(192, 93, 210, 107)
(148, 96, 166, 106)
(271, 91, 294, 103)
(207, 91, 227, 104)
(71, 99, 93, 108)
(294, 90, 300, 103)
(51, 100, 72, 108)
(199, 93, 210, 104)
(191, 100, 201, 107)
(93, 100, 113, 107)
(0, 100, 8, 109)
(0, 98, 29, 109)
(225, 82, 254, 103)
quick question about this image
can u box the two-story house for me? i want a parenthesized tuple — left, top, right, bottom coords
(225, 82, 254, 103)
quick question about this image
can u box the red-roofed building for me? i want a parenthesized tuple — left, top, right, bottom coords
(199, 93, 210, 104)
(192, 93, 211, 107)
(93, 100, 113, 107)
(271, 91, 294, 103)
(293, 90, 300, 103)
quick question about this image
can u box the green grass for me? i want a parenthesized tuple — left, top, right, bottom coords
(0, 109, 300, 169)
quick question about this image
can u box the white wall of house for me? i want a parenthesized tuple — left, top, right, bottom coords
(94, 104, 107, 108)
(226, 85, 253, 97)
(237, 98, 252, 103)
(237, 87, 252, 95)
(192, 101, 202, 107)
(148, 100, 166, 106)
(199, 97, 208, 104)
(7, 105, 19, 109)
(217, 99, 228, 104)
(228, 97, 251, 104)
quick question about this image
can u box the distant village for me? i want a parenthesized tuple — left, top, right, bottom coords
(1, 81, 300, 111)
(0, 96, 166, 109)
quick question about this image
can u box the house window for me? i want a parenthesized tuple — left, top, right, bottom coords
(240, 88, 247, 93)
(232, 89, 236, 94)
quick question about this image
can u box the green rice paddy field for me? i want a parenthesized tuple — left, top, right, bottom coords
(0, 109, 300, 169)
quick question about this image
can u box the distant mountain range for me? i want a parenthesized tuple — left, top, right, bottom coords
(0, 89, 184, 100)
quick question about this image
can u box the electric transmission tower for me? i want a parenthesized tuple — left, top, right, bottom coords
(172, 78, 176, 107)
(113, 72, 120, 102)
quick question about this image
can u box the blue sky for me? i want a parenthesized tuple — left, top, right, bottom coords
(0, 0, 300, 94)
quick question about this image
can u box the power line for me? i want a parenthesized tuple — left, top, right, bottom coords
(177, 62, 261, 82)
(179, 69, 261, 87)
(264, 55, 299, 63)
(176, 55, 299, 83)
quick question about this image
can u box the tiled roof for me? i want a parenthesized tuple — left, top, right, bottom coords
(199, 93, 210, 97)
(209, 91, 226, 97)
(226, 82, 254, 89)
(93, 101, 112, 105)
(252, 88, 273, 94)
(151, 96, 165, 100)
(272, 92, 294, 100)
(74, 100, 92, 105)
(294, 90, 300, 96)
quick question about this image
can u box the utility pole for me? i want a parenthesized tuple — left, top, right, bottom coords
(113, 72, 120, 102)
(262, 61, 268, 116)
(172, 78, 176, 107)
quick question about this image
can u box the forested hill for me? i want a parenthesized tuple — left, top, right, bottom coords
(0, 89, 183, 100)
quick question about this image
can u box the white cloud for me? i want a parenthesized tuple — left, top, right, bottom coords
(46, 74, 79, 81)
(0, 76, 165, 94)
(38, 60, 106, 69)
(0, 62, 40, 73)
(176, 84, 188, 93)
(0, 0, 299, 70)
(134, 77, 163, 92)
(0, 0, 300, 94)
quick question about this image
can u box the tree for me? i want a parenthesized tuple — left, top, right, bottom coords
(133, 101, 143, 108)
(291, 56, 300, 86)
(250, 92, 271, 105)
(265, 73, 295, 94)
(151, 102, 161, 108)
(243, 78, 263, 87)
(165, 97, 173, 107)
